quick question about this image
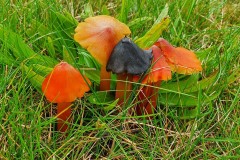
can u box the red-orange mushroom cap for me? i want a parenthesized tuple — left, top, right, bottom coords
(74, 15, 131, 65)
(42, 62, 91, 103)
(154, 38, 202, 74)
(133, 45, 172, 84)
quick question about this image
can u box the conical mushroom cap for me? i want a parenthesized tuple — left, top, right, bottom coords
(74, 15, 131, 65)
(106, 37, 153, 75)
(155, 38, 202, 74)
(42, 62, 91, 103)
(134, 45, 172, 84)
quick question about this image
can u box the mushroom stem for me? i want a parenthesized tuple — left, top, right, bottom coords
(115, 74, 133, 106)
(145, 81, 161, 114)
(100, 66, 111, 91)
(136, 81, 161, 116)
(57, 102, 72, 132)
(136, 85, 152, 115)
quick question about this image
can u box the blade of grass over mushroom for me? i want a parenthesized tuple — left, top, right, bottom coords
(135, 17, 170, 48)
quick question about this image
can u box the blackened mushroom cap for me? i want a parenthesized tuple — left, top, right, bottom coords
(106, 37, 153, 75)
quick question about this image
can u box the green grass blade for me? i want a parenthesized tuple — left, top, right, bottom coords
(135, 17, 170, 48)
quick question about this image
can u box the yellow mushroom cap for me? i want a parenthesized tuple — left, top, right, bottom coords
(74, 15, 131, 66)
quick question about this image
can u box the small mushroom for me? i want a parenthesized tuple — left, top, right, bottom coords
(134, 38, 202, 117)
(106, 37, 153, 74)
(106, 37, 153, 106)
(134, 45, 171, 115)
(74, 15, 131, 91)
(42, 62, 91, 132)
(154, 38, 202, 74)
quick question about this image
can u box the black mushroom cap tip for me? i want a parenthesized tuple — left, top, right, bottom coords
(106, 37, 153, 75)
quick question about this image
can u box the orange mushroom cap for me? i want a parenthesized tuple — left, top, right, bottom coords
(133, 45, 171, 84)
(74, 15, 131, 65)
(42, 62, 91, 103)
(155, 38, 202, 74)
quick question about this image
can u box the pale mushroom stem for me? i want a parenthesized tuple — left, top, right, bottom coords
(115, 74, 133, 106)
(57, 102, 72, 132)
(100, 66, 111, 91)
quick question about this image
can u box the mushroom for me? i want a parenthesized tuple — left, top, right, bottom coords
(42, 62, 91, 132)
(134, 45, 171, 115)
(74, 15, 131, 91)
(154, 38, 202, 74)
(134, 38, 202, 116)
(106, 37, 153, 106)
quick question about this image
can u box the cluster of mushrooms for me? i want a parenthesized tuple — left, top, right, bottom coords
(42, 15, 202, 132)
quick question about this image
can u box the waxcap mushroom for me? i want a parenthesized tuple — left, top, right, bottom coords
(106, 37, 153, 75)
(42, 62, 91, 103)
(74, 15, 131, 91)
(74, 15, 131, 66)
(134, 45, 172, 84)
(154, 38, 202, 74)
(134, 38, 203, 116)
(133, 45, 171, 116)
(42, 62, 91, 132)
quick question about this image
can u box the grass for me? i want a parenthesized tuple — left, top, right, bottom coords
(0, 0, 239, 159)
